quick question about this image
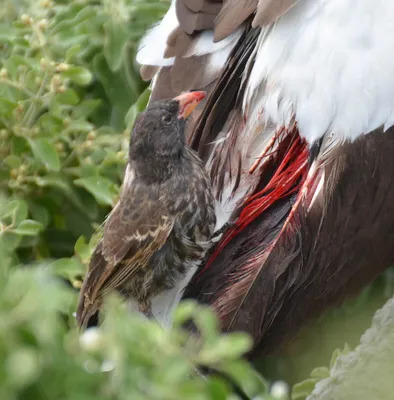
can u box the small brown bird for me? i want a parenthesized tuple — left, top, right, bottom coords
(77, 91, 216, 329)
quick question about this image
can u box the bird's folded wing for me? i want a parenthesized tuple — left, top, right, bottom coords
(78, 185, 174, 314)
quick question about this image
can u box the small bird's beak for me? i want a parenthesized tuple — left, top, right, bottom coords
(174, 91, 206, 119)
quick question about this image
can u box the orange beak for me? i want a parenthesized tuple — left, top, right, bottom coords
(173, 91, 206, 119)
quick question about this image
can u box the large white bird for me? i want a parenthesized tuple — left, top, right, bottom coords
(136, 0, 394, 356)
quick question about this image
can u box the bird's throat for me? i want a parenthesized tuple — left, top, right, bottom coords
(131, 151, 184, 183)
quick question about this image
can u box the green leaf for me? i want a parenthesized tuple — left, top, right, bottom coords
(28, 201, 50, 229)
(89, 230, 102, 251)
(173, 300, 198, 327)
(29, 138, 61, 171)
(205, 378, 229, 400)
(217, 360, 268, 398)
(60, 66, 93, 86)
(199, 334, 252, 363)
(37, 114, 64, 136)
(12, 220, 43, 236)
(193, 306, 219, 340)
(330, 343, 351, 369)
(32, 175, 98, 220)
(310, 366, 330, 379)
(72, 99, 102, 119)
(103, 20, 129, 72)
(0, 232, 22, 252)
(0, 23, 15, 44)
(0, 199, 28, 225)
(74, 176, 118, 206)
(0, 81, 27, 103)
(11, 136, 29, 156)
(74, 236, 91, 264)
(64, 119, 94, 134)
(4, 55, 34, 77)
(93, 53, 140, 129)
(292, 378, 318, 400)
(65, 44, 82, 62)
(52, 257, 85, 281)
(0, 97, 16, 115)
(55, 89, 80, 105)
(3, 155, 22, 169)
(125, 88, 151, 130)
(6, 348, 40, 388)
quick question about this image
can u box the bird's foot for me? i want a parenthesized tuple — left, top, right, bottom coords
(200, 222, 236, 266)
(211, 221, 235, 240)
(138, 301, 160, 325)
(138, 301, 153, 318)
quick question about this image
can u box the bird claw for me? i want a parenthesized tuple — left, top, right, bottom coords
(212, 221, 235, 240)
(138, 302, 154, 319)
(200, 222, 236, 267)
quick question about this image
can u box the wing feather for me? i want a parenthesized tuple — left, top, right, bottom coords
(77, 182, 175, 328)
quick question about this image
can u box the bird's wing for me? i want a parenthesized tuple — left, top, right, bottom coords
(138, 0, 394, 355)
(77, 178, 174, 328)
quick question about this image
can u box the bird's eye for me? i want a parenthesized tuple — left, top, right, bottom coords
(162, 114, 172, 124)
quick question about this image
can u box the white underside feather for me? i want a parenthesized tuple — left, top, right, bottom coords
(136, 2, 177, 67)
(246, 0, 394, 144)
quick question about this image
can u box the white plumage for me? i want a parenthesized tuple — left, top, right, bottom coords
(136, 1, 177, 67)
(139, 0, 394, 146)
(247, 0, 394, 144)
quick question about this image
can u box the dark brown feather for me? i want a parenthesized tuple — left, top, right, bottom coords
(190, 26, 259, 159)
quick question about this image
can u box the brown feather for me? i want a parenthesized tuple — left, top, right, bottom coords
(149, 68, 178, 102)
(214, 0, 257, 41)
(140, 65, 159, 82)
(176, 0, 217, 34)
(77, 184, 175, 329)
(182, 0, 222, 14)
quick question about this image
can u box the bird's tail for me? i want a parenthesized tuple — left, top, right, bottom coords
(76, 242, 106, 330)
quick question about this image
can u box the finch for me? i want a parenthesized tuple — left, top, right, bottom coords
(77, 91, 216, 328)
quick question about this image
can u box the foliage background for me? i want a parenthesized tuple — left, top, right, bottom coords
(1, 0, 394, 399)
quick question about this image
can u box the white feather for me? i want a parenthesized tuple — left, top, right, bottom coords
(183, 27, 244, 58)
(137, 1, 243, 76)
(136, 1, 178, 67)
(245, 0, 394, 144)
(151, 266, 198, 327)
(123, 164, 134, 190)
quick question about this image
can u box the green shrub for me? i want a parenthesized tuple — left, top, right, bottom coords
(0, 259, 273, 399)
(0, 0, 161, 270)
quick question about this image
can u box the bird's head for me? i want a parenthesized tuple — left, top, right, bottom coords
(129, 91, 206, 161)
